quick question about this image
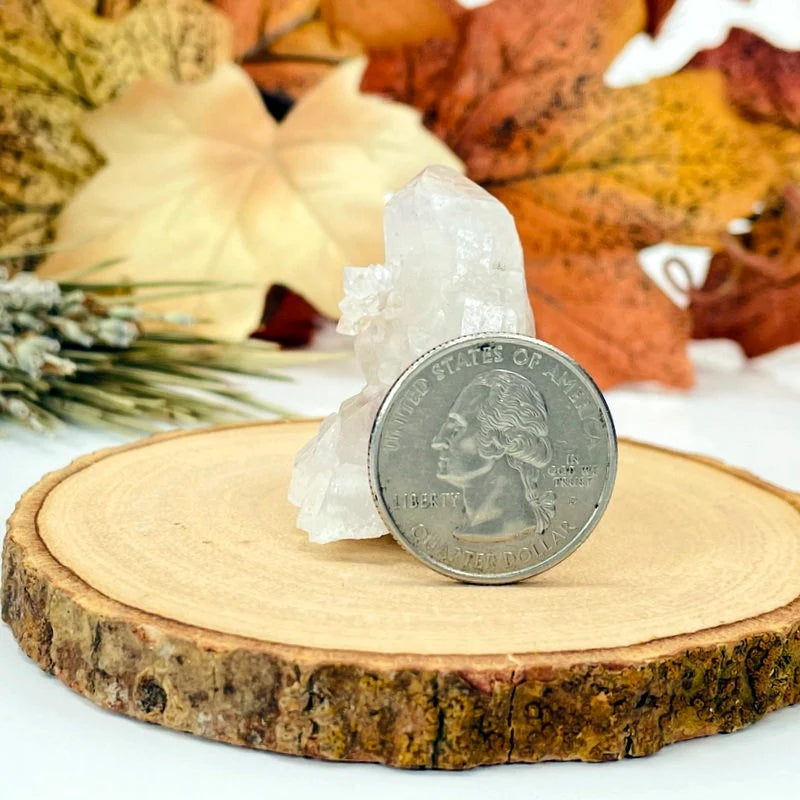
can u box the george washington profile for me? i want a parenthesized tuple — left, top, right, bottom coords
(431, 369, 555, 541)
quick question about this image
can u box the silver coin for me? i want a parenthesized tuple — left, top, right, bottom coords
(368, 333, 617, 584)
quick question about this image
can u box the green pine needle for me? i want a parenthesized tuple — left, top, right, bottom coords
(0, 266, 327, 433)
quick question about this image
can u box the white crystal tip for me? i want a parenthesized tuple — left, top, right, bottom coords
(389, 164, 500, 207)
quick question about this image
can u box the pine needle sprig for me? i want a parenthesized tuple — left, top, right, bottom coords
(0, 268, 321, 433)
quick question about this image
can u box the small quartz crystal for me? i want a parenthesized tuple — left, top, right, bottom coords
(289, 165, 534, 543)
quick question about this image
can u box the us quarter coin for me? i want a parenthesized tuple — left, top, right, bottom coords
(368, 333, 617, 584)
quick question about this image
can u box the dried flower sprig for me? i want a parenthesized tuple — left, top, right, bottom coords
(0, 268, 316, 433)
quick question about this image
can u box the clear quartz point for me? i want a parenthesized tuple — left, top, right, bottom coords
(288, 165, 534, 543)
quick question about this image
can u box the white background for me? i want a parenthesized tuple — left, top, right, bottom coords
(3, 1, 800, 797)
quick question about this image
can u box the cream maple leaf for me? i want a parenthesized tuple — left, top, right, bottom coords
(40, 57, 463, 339)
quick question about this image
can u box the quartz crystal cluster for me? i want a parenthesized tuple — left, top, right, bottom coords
(289, 165, 535, 543)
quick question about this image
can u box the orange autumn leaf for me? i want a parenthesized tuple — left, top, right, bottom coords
(363, 0, 779, 388)
(691, 189, 800, 356)
(687, 29, 800, 356)
(644, 0, 677, 35)
(269, 16, 361, 58)
(214, 0, 266, 56)
(320, 0, 452, 49)
(527, 249, 693, 387)
(243, 60, 333, 100)
(253, 285, 326, 347)
(689, 28, 800, 185)
(486, 72, 779, 249)
(215, 0, 452, 97)
(689, 28, 800, 130)
(213, 0, 319, 56)
(242, 17, 362, 96)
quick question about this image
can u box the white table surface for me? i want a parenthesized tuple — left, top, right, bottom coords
(2, 339, 800, 800)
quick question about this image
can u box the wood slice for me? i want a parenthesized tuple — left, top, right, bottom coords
(4, 420, 800, 769)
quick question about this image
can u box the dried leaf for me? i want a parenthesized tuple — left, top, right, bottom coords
(216, 0, 452, 97)
(215, 0, 269, 56)
(689, 28, 800, 129)
(264, 0, 320, 40)
(691, 193, 800, 356)
(689, 28, 800, 182)
(215, 0, 320, 57)
(363, 0, 779, 387)
(0, 0, 230, 259)
(38, 58, 463, 340)
(320, 0, 452, 49)
(364, 0, 642, 151)
(243, 17, 363, 102)
(243, 60, 332, 99)
(686, 29, 800, 356)
(253, 285, 325, 347)
(80, 1, 140, 17)
(529, 249, 693, 387)
(644, 0, 677, 35)
(497, 177, 696, 385)
(268, 18, 362, 59)
(758, 122, 800, 184)
(485, 71, 778, 248)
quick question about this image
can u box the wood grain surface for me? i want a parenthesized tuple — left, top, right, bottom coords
(4, 420, 800, 768)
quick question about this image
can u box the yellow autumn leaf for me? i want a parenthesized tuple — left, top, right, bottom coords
(0, 0, 230, 259)
(756, 122, 800, 185)
(216, 0, 453, 57)
(216, 0, 454, 99)
(264, 0, 320, 40)
(320, 0, 453, 49)
(39, 57, 463, 339)
(269, 19, 362, 61)
(480, 71, 781, 252)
